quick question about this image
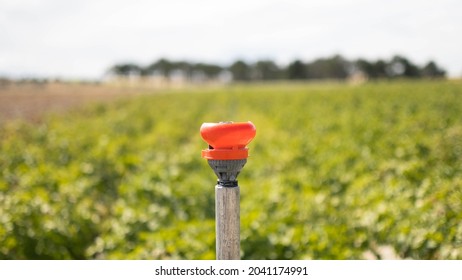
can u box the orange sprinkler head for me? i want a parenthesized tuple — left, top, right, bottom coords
(200, 121, 256, 160)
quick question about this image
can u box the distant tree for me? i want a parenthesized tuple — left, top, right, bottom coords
(372, 60, 389, 78)
(229, 60, 251, 81)
(421, 61, 446, 78)
(307, 55, 349, 80)
(356, 59, 388, 79)
(252, 60, 281, 80)
(387, 55, 421, 78)
(174, 61, 194, 79)
(109, 63, 142, 77)
(107, 55, 447, 82)
(139, 66, 151, 77)
(286, 60, 306, 80)
(142, 63, 156, 77)
(144, 58, 174, 78)
(355, 59, 374, 76)
(194, 63, 223, 79)
(329, 55, 351, 79)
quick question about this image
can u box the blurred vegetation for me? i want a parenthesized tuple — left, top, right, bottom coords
(0, 80, 461, 259)
(108, 54, 446, 82)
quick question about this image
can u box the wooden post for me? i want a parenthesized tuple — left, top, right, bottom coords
(215, 184, 240, 260)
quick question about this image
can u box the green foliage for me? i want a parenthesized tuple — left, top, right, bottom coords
(1, 80, 461, 259)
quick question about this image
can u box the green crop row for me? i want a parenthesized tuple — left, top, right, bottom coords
(1, 80, 461, 259)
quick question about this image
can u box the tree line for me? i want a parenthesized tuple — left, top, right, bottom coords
(108, 54, 446, 82)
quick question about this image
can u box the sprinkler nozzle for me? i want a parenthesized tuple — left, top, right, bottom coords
(200, 121, 256, 186)
(200, 121, 256, 160)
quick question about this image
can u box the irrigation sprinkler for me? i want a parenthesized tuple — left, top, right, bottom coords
(200, 121, 256, 260)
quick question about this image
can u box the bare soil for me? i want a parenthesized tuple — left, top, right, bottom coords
(0, 82, 145, 123)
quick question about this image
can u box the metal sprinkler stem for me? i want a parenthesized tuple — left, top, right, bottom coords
(207, 159, 247, 186)
(200, 122, 256, 260)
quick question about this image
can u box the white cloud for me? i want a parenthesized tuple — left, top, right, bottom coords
(1, 0, 461, 78)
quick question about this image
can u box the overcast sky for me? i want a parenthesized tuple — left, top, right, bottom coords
(1, 0, 461, 79)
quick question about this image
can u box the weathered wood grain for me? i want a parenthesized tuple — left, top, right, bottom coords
(215, 185, 240, 260)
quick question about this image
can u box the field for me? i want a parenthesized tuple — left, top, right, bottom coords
(0, 82, 148, 123)
(0, 80, 461, 259)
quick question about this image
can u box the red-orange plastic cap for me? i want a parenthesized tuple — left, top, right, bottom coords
(200, 121, 256, 160)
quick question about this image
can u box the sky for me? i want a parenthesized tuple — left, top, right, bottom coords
(1, 0, 462, 79)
